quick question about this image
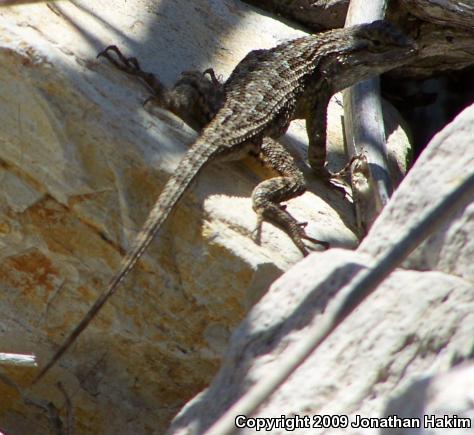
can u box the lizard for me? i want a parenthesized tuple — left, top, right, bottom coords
(33, 20, 417, 383)
(94, 47, 328, 250)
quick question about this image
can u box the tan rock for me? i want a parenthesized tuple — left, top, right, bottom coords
(0, 0, 401, 433)
(0, 1, 415, 433)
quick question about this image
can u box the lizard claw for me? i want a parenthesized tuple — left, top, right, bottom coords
(302, 234, 330, 250)
(252, 210, 328, 256)
(321, 154, 366, 185)
(251, 215, 264, 244)
(202, 68, 222, 86)
(97, 44, 165, 97)
(314, 157, 365, 196)
(97, 45, 141, 72)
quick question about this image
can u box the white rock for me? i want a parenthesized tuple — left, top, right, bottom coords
(359, 104, 474, 282)
(382, 363, 474, 435)
(168, 105, 474, 434)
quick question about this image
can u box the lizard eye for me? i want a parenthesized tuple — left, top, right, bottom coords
(367, 38, 384, 52)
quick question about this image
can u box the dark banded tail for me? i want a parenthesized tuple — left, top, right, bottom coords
(33, 139, 220, 384)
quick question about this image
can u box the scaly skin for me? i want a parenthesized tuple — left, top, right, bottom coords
(33, 20, 416, 383)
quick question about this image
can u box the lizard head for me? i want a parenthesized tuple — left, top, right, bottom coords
(350, 20, 418, 57)
(325, 21, 418, 92)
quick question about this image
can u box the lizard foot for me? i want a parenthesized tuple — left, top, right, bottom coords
(97, 45, 142, 74)
(97, 45, 163, 95)
(252, 206, 329, 256)
(324, 155, 365, 183)
(314, 155, 366, 195)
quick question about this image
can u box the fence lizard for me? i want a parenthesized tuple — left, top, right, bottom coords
(34, 20, 417, 383)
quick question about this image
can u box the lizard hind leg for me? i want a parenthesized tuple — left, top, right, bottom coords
(251, 138, 329, 256)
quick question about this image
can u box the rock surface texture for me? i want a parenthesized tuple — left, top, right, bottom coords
(0, 0, 388, 433)
(1, 1, 466, 435)
(168, 105, 474, 434)
(382, 364, 474, 435)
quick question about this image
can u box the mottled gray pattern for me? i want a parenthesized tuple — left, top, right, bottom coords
(34, 20, 417, 382)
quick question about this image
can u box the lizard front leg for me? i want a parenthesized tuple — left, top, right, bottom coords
(306, 92, 331, 175)
(306, 95, 355, 187)
(97, 45, 224, 131)
(252, 138, 329, 255)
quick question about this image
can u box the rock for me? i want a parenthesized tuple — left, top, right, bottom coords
(0, 0, 413, 433)
(358, 104, 474, 282)
(382, 363, 474, 435)
(168, 105, 474, 434)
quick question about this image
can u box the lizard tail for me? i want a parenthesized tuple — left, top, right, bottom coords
(33, 139, 220, 384)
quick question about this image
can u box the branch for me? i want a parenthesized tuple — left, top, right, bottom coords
(342, 0, 392, 235)
(0, 0, 62, 5)
(400, 0, 474, 30)
(0, 352, 37, 367)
